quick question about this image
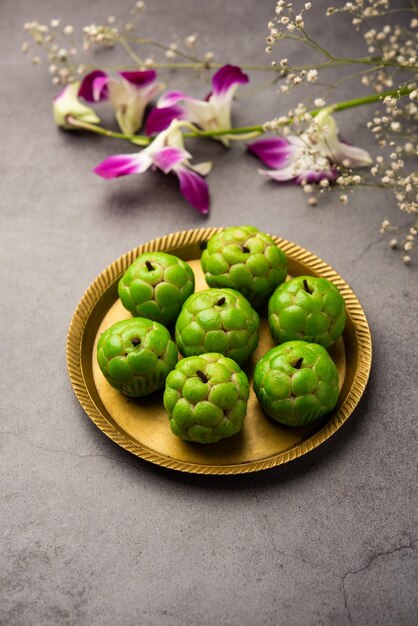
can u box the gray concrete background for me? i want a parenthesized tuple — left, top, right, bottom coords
(1, 1, 417, 624)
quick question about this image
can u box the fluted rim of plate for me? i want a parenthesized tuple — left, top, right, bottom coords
(66, 227, 372, 475)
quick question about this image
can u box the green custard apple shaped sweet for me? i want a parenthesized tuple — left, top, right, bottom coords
(253, 341, 339, 427)
(175, 288, 260, 366)
(268, 276, 346, 349)
(97, 318, 178, 397)
(164, 353, 250, 443)
(201, 225, 288, 309)
(118, 251, 195, 326)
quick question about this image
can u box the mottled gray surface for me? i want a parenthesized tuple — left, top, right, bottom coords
(1, 0, 417, 625)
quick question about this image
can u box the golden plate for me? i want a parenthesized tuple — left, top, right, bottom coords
(66, 227, 372, 475)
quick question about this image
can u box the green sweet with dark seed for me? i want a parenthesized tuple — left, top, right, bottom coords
(268, 276, 346, 349)
(97, 317, 178, 397)
(118, 251, 195, 326)
(175, 288, 260, 365)
(253, 340, 339, 427)
(164, 353, 250, 443)
(201, 226, 287, 309)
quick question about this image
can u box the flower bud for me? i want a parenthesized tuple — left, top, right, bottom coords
(53, 81, 100, 129)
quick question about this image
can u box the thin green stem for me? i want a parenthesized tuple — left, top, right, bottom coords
(123, 36, 205, 64)
(325, 86, 413, 113)
(65, 116, 150, 144)
(66, 86, 413, 144)
(118, 36, 144, 66)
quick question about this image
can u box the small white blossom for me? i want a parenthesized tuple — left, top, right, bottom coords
(307, 69, 318, 82)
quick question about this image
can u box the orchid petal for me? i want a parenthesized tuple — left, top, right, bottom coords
(152, 147, 191, 173)
(187, 161, 213, 176)
(114, 97, 147, 135)
(211, 65, 249, 98)
(118, 70, 157, 87)
(311, 109, 372, 167)
(247, 137, 297, 169)
(259, 167, 337, 184)
(53, 82, 100, 129)
(106, 80, 151, 135)
(175, 166, 210, 214)
(92, 76, 111, 102)
(146, 105, 186, 135)
(331, 141, 373, 167)
(158, 90, 193, 108)
(78, 70, 108, 102)
(294, 169, 337, 184)
(93, 152, 153, 179)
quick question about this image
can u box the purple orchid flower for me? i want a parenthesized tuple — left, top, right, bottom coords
(248, 109, 372, 184)
(79, 69, 162, 135)
(146, 64, 249, 146)
(93, 120, 212, 214)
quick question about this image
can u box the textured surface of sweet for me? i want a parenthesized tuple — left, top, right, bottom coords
(175, 288, 259, 365)
(269, 276, 346, 348)
(97, 318, 178, 396)
(164, 353, 249, 443)
(254, 341, 339, 426)
(201, 226, 287, 308)
(118, 251, 195, 326)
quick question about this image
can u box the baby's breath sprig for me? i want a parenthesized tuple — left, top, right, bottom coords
(264, 0, 418, 263)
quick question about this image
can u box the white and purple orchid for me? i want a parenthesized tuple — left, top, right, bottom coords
(79, 69, 162, 135)
(93, 120, 212, 214)
(53, 81, 100, 129)
(248, 109, 372, 184)
(146, 64, 249, 145)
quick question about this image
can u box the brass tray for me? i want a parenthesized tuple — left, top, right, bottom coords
(67, 227, 372, 475)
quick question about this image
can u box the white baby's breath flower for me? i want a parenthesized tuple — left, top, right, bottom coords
(307, 69, 318, 82)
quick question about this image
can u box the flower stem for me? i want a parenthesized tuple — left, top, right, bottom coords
(66, 86, 413, 144)
(324, 86, 413, 114)
(65, 116, 150, 144)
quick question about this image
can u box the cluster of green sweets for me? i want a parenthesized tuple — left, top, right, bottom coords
(97, 318, 178, 397)
(175, 288, 260, 366)
(164, 354, 250, 443)
(97, 227, 345, 443)
(253, 341, 339, 427)
(268, 276, 346, 349)
(118, 251, 195, 326)
(201, 226, 288, 309)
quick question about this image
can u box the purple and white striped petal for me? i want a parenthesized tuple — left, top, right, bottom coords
(247, 137, 297, 169)
(93, 152, 153, 179)
(211, 65, 249, 98)
(259, 166, 337, 184)
(146, 105, 186, 135)
(78, 70, 109, 102)
(92, 75, 112, 102)
(118, 70, 157, 87)
(152, 147, 192, 173)
(158, 90, 193, 108)
(175, 166, 210, 214)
